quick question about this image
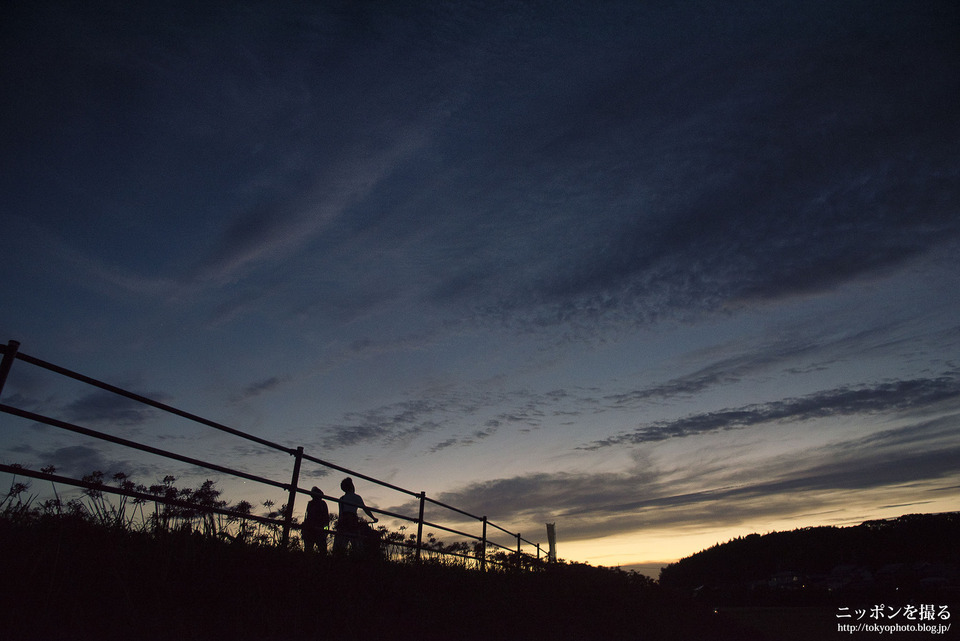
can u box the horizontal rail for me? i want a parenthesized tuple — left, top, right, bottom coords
(424, 494, 484, 521)
(300, 451, 420, 499)
(419, 518, 479, 542)
(486, 538, 520, 553)
(480, 521, 536, 548)
(0, 404, 289, 492)
(486, 519, 518, 538)
(0, 463, 285, 529)
(381, 537, 517, 569)
(0, 340, 545, 567)
(421, 498, 540, 553)
(11, 350, 293, 455)
(299, 491, 422, 529)
(0, 463, 530, 571)
(356, 503, 420, 526)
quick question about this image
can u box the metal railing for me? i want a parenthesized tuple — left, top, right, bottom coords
(0, 339, 544, 570)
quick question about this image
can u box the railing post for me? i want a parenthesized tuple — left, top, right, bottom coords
(0, 340, 20, 400)
(281, 446, 304, 548)
(415, 491, 426, 562)
(480, 516, 487, 572)
(0, 339, 549, 572)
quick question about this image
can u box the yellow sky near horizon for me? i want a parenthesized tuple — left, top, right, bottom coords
(555, 484, 960, 577)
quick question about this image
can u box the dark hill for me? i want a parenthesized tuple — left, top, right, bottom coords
(660, 512, 960, 606)
(1, 514, 763, 641)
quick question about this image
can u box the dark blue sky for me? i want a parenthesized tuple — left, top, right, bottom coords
(2, 0, 959, 570)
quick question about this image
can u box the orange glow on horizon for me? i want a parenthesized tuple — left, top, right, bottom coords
(554, 488, 960, 576)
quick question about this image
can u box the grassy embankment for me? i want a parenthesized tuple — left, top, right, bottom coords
(0, 512, 777, 640)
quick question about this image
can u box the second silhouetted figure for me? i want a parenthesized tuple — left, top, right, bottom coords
(333, 477, 378, 554)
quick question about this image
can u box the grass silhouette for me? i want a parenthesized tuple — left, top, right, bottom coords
(0, 472, 765, 640)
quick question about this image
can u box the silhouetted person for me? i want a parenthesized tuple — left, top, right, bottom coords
(302, 486, 329, 554)
(333, 477, 377, 554)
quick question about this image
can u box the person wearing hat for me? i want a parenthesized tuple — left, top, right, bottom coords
(302, 487, 330, 554)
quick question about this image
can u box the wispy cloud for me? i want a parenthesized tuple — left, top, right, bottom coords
(585, 375, 960, 448)
(427, 425, 499, 454)
(601, 341, 819, 408)
(314, 386, 574, 452)
(7, 444, 155, 480)
(407, 4, 960, 331)
(315, 398, 449, 451)
(62, 389, 170, 427)
(400, 414, 960, 540)
(4, 1, 959, 569)
(193, 139, 421, 287)
(10, 1, 958, 339)
(231, 376, 290, 404)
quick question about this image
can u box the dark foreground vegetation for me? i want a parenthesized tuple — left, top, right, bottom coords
(0, 521, 771, 641)
(0, 475, 762, 641)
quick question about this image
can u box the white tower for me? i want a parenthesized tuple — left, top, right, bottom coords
(546, 522, 557, 562)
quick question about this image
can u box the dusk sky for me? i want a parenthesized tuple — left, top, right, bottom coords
(2, 1, 959, 574)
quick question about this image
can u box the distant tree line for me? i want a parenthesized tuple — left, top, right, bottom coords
(660, 512, 960, 592)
